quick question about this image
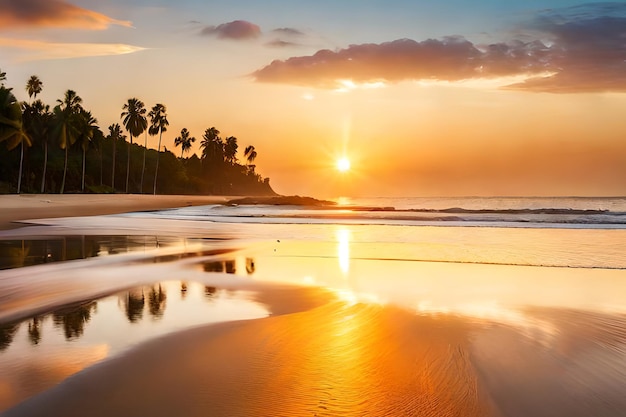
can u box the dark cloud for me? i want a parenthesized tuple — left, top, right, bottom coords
(509, 2, 626, 92)
(0, 0, 132, 29)
(200, 20, 261, 40)
(253, 2, 626, 93)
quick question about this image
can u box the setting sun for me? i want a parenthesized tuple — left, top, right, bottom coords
(337, 157, 351, 172)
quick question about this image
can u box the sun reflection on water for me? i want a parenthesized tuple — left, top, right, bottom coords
(336, 228, 351, 275)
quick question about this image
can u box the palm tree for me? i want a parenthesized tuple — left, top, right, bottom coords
(76, 110, 99, 192)
(244, 145, 257, 164)
(200, 127, 223, 163)
(174, 128, 195, 158)
(224, 136, 238, 164)
(23, 100, 52, 192)
(244, 145, 258, 174)
(55, 90, 83, 194)
(0, 86, 31, 193)
(107, 123, 125, 189)
(23, 74, 45, 191)
(0, 69, 6, 85)
(121, 98, 147, 193)
(148, 103, 168, 195)
(26, 75, 43, 102)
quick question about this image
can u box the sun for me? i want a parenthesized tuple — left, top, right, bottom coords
(336, 157, 351, 172)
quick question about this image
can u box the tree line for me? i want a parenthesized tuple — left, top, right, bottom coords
(0, 69, 275, 195)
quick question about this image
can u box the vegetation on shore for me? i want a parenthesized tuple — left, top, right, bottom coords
(0, 69, 275, 196)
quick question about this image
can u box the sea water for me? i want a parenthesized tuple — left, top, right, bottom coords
(1, 196, 625, 416)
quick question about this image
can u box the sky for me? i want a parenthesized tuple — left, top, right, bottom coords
(1, 0, 625, 197)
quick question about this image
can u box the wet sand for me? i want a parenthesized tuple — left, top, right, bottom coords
(2, 198, 626, 416)
(0, 194, 233, 230)
(3, 301, 497, 417)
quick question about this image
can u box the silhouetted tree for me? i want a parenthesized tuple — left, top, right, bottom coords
(54, 90, 83, 194)
(107, 123, 125, 189)
(174, 128, 195, 158)
(25, 75, 42, 102)
(23, 100, 52, 192)
(148, 103, 169, 194)
(200, 127, 222, 163)
(224, 136, 238, 164)
(121, 98, 147, 193)
(76, 110, 99, 192)
(0, 86, 31, 193)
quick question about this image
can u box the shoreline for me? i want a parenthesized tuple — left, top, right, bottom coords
(0, 194, 235, 230)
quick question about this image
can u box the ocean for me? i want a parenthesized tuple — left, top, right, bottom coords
(1, 196, 625, 416)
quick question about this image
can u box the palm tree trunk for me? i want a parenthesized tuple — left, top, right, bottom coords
(81, 148, 86, 192)
(111, 139, 116, 189)
(153, 130, 162, 195)
(99, 144, 103, 186)
(125, 136, 131, 193)
(17, 141, 24, 194)
(61, 146, 68, 194)
(40, 141, 48, 193)
(140, 131, 147, 194)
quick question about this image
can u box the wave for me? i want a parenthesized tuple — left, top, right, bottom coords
(154, 204, 626, 228)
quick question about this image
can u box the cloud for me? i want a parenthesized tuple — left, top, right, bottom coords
(0, 0, 132, 30)
(0, 37, 145, 61)
(271, 28, 305, 37)
(200, 20, 261, 40)
(266, 39, 301, 48)
(507, 2, 626, 92)
(254, 37, 555, 89)
(253, 2, 626, 93)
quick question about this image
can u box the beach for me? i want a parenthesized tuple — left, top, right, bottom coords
(1, 195, 626, 416)
(0, 194, 234, 230)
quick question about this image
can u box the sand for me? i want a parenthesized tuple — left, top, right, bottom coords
(3, 300, 496, 417)
(0, 194, 233, 230)
(2, 195, 626, 416)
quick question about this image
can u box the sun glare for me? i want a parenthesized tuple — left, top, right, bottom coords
(337, 157, 351, 172)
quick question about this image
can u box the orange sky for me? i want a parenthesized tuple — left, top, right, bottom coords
(1, 0, 625, 197)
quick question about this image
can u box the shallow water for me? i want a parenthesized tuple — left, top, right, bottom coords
(1, 201, 626, 416)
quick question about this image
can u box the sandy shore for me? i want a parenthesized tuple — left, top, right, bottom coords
(0, 194, 233, 230)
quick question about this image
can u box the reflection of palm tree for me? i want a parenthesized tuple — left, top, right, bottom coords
(0, 322, 19, 351)
(28, 316, 43, 345)
(246, 258, 256, 274)
(148, 284, 167, 319)
(224, 260, 236, 274)
(125, 289, 145, 323)
(203, 260, 225, 272)
(205, 286, 217, 298)
(53, 302, 97, 340)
